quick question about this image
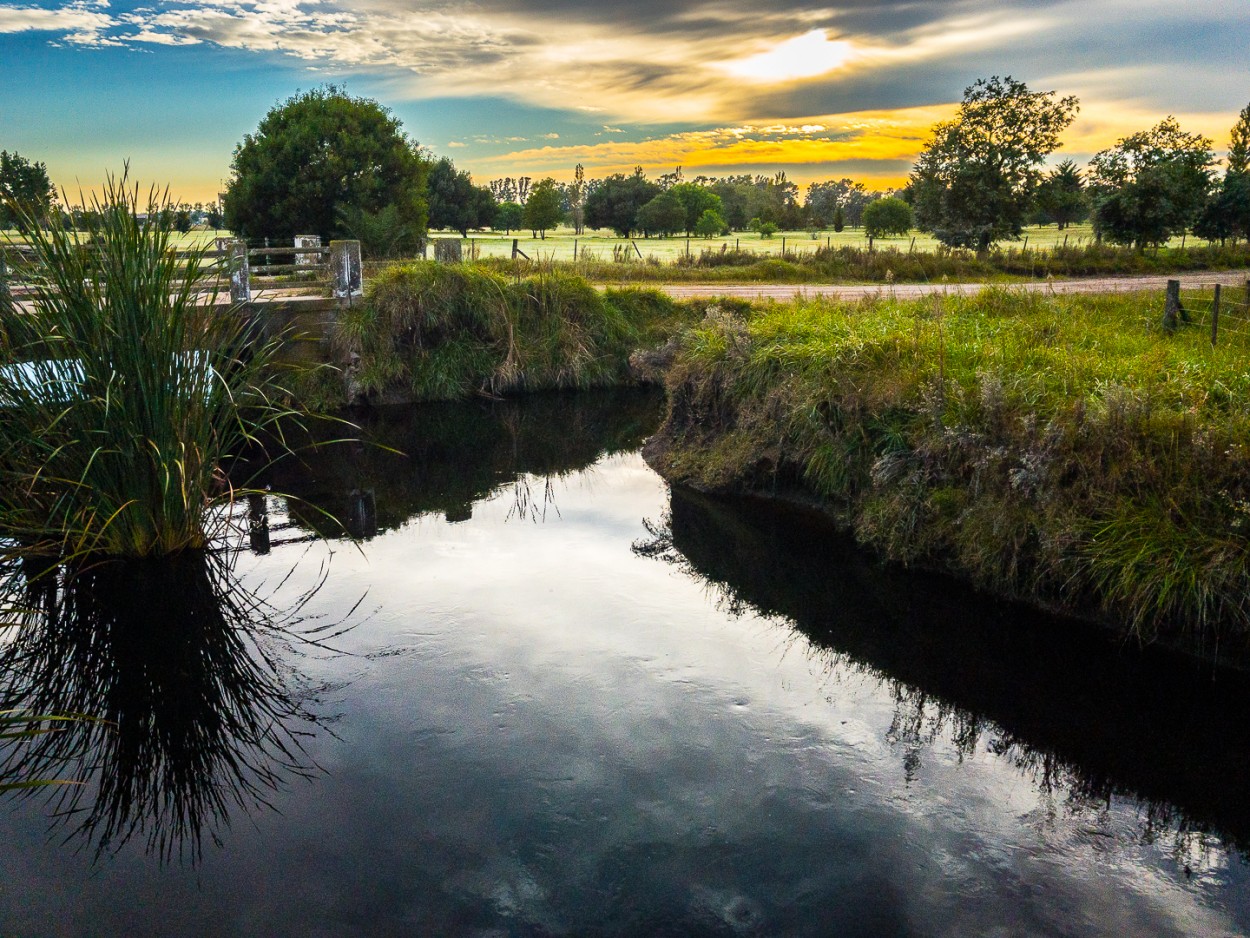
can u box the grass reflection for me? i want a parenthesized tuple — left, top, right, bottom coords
(0, 547, 342, 863)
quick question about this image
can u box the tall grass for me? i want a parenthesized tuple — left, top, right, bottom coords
(648, 288, 1250, 655)
(0, 176, 295, 558)
(332, 261, 691, 404)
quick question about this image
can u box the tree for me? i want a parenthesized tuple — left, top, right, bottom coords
(635, 192, 686, 237)
(1034, 160, 1087, 229)
(1229, 103, 1250, 176)
(494, 201, 524, 234)
(1088, 117, 1214, 249)
(668, 182, 723, 235)
(694, 209, 727, 238)
(427, 157, 496, 236)
(832, 205, 845, 232)
(862, 197, 913, 239)
(1194, 174, 1250, 244)
(910, 76, 1079, 251)
(0, 150, 56, 232)
(584, 169, 661, 237)
(569, 163, 587, 235)
(523, 177, 563, 238)
(223, 86, 428, 247)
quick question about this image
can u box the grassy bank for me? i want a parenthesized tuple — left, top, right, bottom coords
(319, 262, 690, 407)
(644, 287, 1250, 659)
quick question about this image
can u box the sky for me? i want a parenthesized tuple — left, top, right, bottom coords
(1, 0, 1248, 203)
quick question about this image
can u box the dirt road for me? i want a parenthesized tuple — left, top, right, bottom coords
(630, 270, 1250, 302)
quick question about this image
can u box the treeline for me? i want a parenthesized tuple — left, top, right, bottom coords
(426, 159, 900, 241)
(7, 83, 1249, 259)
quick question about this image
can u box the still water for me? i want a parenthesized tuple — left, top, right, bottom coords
(2, 389, 1250, 936)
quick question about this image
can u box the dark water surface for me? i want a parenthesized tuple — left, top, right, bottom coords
(2, 389, 1250, 937)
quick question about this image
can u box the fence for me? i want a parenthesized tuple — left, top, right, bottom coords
(1163, 279, 1250, 344)
(0, 237, 362, 307)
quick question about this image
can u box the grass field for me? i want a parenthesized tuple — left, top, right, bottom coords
(646, 285, 1250, 657)
(6, 224, 1211, 262)
(436, 223, 1171, 264)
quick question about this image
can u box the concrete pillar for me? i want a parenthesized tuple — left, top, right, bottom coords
(294, 234, 321, 267)
(331, 240, 363, 299)
(433, 238, 462, 264)
(228, 240, 250, 304)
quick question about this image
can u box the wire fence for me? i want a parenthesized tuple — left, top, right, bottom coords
(1164, 279, 1250, 345)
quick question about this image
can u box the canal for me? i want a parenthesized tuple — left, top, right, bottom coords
(0, 389, 1247, 936)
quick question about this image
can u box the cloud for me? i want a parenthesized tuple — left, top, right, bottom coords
(0, 1, 117, 45)
(478, 104, 956, 187)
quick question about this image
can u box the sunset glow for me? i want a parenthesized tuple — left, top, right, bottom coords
(0, 0, 1246, 201)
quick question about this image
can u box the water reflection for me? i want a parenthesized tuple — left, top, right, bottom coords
(637, 487, 1250, 863)
(262, 388, 663, 538)
(0, 549, 335, 862)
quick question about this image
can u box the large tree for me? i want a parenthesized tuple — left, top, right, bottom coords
(427, 157, 496, 236)
(862, 197, 913, 239)
(223, 86, 428, 245)
(667, 182, 722, 235)
(584, 169, 661, 238)
(910, 76, 1079, 251)
(635, 191, 686, 237)
(522, 177, 563, 238)
(1087, 117, 1214, 249)
(0, 150, 56, 232)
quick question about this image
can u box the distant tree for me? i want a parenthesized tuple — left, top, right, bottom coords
(1088, 117, 1214, 249)
(1034, 159, 1087, 229)
(0, 150, 56, 232)
(523, 177, 563, 238)
(569, 163, 587, 235)
(584, 169, 661, 237)
(635, 191, 686, 237)
(667, 182, 722, 234)
(832, 205, 845, 232)
(1194, 106, 1250, 244)
(910, 76, 1079, 251)
(494, 201, 524, 234)
(1194, 174, 1250, 244)
(805, 178, 871, 228)
(694, 208, 727, 238)
(223, 86, 427, 246)
(337, 203, 419, 258)
(489, 177, 518, 203)
(1229, 103, 1250, 176)
(862, 197, 913, 239)
(427, 157, 496, 236)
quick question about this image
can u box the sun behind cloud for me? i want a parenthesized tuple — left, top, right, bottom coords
(716, 30, 858, 84)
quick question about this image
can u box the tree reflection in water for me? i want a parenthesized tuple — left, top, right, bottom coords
(634, 488, 1250, 873)
(0, 545, 344, 863)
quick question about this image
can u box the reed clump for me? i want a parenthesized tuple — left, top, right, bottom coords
(0, 177, 295, 558)
(334, 261, 690, 403)
(646, 287, 1250, 656)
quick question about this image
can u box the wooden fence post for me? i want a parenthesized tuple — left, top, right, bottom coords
(1212, 283, 1221, 345)
(228, 240, 251, 304)
(294, 234, 320, 267)
(511, 238, 518, 260)
(1163, 279, 1181, 331)
(330, 240, 363, 301)
(632, 240, 643, 260)
(574, 239, 579, 261)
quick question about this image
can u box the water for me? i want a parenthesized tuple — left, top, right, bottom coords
(1, 389, 1249, 936)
